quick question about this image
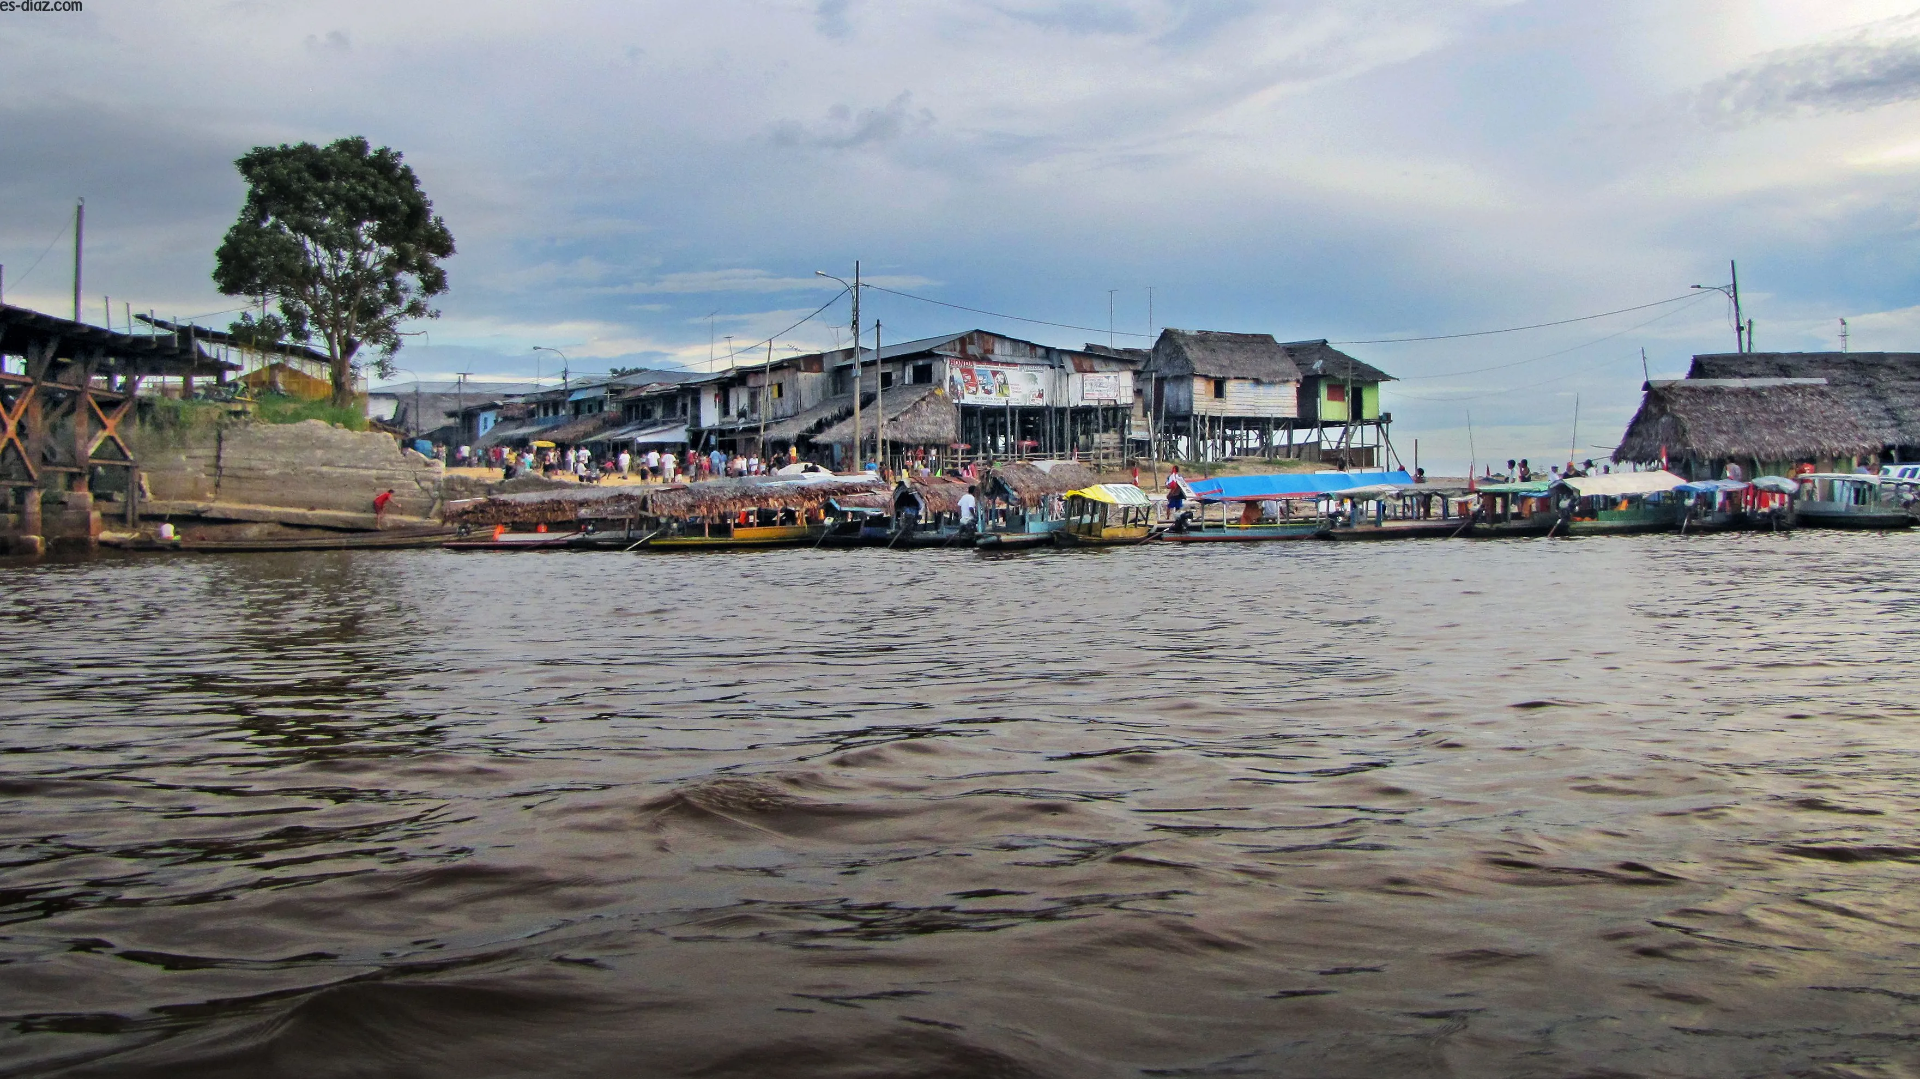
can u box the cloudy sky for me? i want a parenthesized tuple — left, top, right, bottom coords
(4, 0, 1919, 469)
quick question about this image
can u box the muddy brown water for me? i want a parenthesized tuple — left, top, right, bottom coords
(2, 534, 1917, 1078)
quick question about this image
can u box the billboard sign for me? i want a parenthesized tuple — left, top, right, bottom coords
(947, 361, 1048, 406)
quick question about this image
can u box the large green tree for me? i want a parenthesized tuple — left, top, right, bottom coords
(213, 137, 455, 407)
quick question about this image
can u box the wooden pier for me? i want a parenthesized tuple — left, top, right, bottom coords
(1, 304, 235, 553)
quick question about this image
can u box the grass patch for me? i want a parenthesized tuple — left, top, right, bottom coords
(251, 394, 368, 431)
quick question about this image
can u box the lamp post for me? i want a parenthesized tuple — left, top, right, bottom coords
(1691, 260, 1746, 353)
(533, 346, 569, 429)
(816, 266, 861, 472)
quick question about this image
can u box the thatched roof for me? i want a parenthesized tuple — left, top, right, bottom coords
(1283, 339, 1394, 383)
(647, 475, 886, 518)
(1147, 329, 1301, 382)
(1688, 351, 1920, 446)
(984, 459, 1099, 507)
(898, 477, 973, 516)
(763, 393, 858, 440)
(814, 385, 959, 447)
(1612, 378, 1898, 465)
(442, 486, 656, 526)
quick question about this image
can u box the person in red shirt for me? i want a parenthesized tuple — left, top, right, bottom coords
(372, 489, 395, 521)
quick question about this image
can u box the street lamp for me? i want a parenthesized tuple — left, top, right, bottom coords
(815, 267, 862, 470)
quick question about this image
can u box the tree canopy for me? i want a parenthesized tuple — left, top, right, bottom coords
(213, 137, 454, 407)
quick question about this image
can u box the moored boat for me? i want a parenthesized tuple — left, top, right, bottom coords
(1467, 481, 1557, 537)
(1792, 473, 1915, 530)
(1551, 470, 1684, 536)
(1053, 484, 1155, 546)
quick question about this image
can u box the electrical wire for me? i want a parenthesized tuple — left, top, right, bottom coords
(864, 283, 1151, 339)
(7, 216, 73, 291)
(1330, 292, 1705, 345)
(703, 286, 850, 371)
(1384, 293, 1715, 403)
(1398, 291, 1718, 381)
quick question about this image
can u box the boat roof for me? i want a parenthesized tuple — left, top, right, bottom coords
(1556, 470, 1684, 497)
(1675, 479, 1750, 493)
(1187, 470, 1414, 502)
(1069, 483, 1152, 506)
(1474, 481, 1552, 495)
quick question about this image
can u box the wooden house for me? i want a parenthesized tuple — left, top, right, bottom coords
(1140, 329, 1302, 462)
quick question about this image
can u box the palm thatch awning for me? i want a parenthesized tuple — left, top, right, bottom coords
(814, 385, 959, 447)
(899, 477, 973, 515)
(983, 460, 1100, 507)
(647, 475, 886, 518)
(1613, 379, 1898, 465)
(443, 486, 656, 526)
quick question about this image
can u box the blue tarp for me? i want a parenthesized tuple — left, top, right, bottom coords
(1675, 479, 1750, 494)
(1187, 471, 1416, 501)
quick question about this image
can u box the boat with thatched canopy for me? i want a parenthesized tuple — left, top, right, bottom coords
(443, 486, 658, 549)
(819, 477, 977, 548)
(975, 460, 1100, 549)
(641, 474, 887, 548)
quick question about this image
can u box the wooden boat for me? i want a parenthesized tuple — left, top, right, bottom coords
(645, 521, 821, 548)
(1052, 484, 1154, 546)
(1322, 517, 1463, 541)
(444, 527, 593, 551)
(1465, 481, 1557, 538)
(1792, 473, 1915, 530)
(111, 526, 458, 553)
(975, 460, 1095, 550)
(1155, 492, 1326, 542)
(1551, 471, 1684, 536)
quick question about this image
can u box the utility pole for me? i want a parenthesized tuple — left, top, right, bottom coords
(1730, 260, 1744, 353)
(851, 261, 861, 470)
(760, 337, 771, 457)
(1840, 318, 1850, 353)
(72, 198, 84, 322)
(1641, 347, 1650, 384)
(1107, 289, 1117, 350)
(1, 264, 6, 305)
(874, 320, 884, 471)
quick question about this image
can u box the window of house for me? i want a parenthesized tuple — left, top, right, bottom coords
(748, 389, 761, 414)
(1212, 378, 1226, 399)
(832, 369, 851, 395)
(1327, 384, 1347, 403)
(912, 362, 933, 385)
(881, 370, 894, 389)
(771, 382, 784, 400)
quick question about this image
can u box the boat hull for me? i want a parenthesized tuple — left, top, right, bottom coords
(646, 524, 821, 548)
(1156, 523, 1325, 542)
(1322, 520, 1462, 541)
(1795, 508, 1913, 530)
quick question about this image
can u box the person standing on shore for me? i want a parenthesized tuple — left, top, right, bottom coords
(373, 488, 395, 524)
(662, 450, 677, 483)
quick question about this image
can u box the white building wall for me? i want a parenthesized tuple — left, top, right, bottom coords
(1191, 377, 1298, 419)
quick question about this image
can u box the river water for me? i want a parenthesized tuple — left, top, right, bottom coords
(1, 534, 1917, 1078)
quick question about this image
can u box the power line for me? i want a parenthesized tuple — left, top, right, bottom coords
(701, 286, 850, 371)
(7, 216, 74, 291)
(1399, 291, 1717, 381)
(1331, 292, 1704, 345)
(1385, 294, 1715, 402)
(865, 283, 1151, 339)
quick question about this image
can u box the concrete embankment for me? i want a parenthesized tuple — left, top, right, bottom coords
(128, 418, 444, 538)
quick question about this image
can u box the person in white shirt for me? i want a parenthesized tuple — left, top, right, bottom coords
(646, 449, 661, 479)
(618, 450, 631, 476)
(958, 485, 978, 531)
(661, 451, 676, 482)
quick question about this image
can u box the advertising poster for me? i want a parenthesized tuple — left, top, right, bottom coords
(948, 361, 1048, 406)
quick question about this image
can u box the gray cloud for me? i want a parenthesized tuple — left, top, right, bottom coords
(768, 91, 934, 150)
(304, 29, 351, 54)
(1696, 18, 1920, 126)
(991, 1, 1142, 35)
(814, 0, 852, 40)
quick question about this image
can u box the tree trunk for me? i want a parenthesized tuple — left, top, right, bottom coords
(329, 343, 354, 410)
